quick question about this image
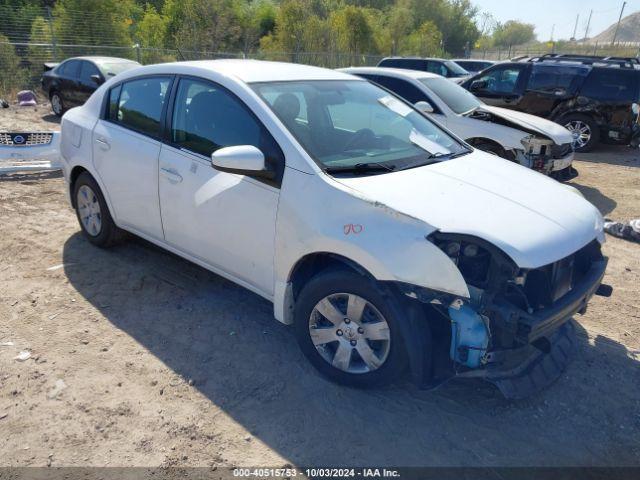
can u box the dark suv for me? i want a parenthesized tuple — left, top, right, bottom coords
(461, 56, 640, 151)
(41, 56, 140, 117)
(378, 57, 470, 80)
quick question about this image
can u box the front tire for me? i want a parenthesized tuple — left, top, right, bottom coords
(294, 269, 409, 387)
(73, 172, 122, 247)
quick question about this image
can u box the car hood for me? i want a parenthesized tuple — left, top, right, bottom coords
(478, 105, 574, 144)
(335, 151, 603, 269)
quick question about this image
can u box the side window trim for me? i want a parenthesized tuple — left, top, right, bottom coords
(101, 74, 175, 142)
(165, 74, 285, 188)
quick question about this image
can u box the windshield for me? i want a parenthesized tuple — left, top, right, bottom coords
(252, 80, 468, 174)
(445, 61, 469, 76)
(100, 62, 139, 77)
(420, 77, 482, 114)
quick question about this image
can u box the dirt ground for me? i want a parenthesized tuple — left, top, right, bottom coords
(1, 105, 639, 468)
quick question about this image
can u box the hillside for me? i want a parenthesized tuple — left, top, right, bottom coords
(590, 10, 640, 44)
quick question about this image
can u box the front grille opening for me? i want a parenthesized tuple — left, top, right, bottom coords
(0, 133, 53, 146)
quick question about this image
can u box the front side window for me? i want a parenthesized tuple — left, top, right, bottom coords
(109, 76, 171, 137)
(477, 66, 525, 94)
(420, 77, 481, 114)
(170, 78, 283, 171)
(444, 61, 469, 77)
(426, 61, 448, 77)
(79, 61, 101, 84)
(253, 80, 468, 174)
(101, 62, 139, 78)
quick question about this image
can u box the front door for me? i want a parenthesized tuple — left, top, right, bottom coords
(158, 77, 283, 295)
(92, 75, 172, 240)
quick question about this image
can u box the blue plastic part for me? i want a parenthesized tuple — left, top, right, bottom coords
(448, 303, 489, 369)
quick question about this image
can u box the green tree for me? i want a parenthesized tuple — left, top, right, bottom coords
(404, 20, 443, 57)
(260, 0, 315, 62)
(237, 0, 277, 55)
(330, 6, 376, 58)
(135, 4, 170, 63)
(0, 34, 25, 95)
(52, 0, 136, 46)
(492, 20, 536, 47)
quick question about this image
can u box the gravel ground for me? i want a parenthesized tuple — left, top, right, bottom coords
(1, 105, 639, 468)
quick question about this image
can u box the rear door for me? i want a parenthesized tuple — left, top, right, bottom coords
(92, 75, 173, 240)
(467, 63, 529, 109)
(518, 64, 586, 117)
(59, 59, 81, 106)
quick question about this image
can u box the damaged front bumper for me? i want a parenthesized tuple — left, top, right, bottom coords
(513, 140, 574, 175)
(459, 256, 608, 399)
(405, 235, 609, 399)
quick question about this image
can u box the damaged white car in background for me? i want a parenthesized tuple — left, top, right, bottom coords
(342, 67, 576, 179)
(57, 60, 610, 399)
(0, 131, 61, 174)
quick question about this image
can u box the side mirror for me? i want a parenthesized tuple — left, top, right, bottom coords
(211, 145, 273, 178)
(470, 79, 487, 92)
(90, 74, 104, 85)
(632, 103, 640, 115)
(414, 101, 434, 114)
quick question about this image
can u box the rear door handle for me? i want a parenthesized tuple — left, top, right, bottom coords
(160, 167, 183, 184)
(95, 137, 110, 151)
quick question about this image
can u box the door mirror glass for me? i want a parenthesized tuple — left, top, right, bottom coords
(414, 101, 434, 114)
(211, 145, 272, 178)
(470, 79, 487, 92)
(91, 74, 104, 85)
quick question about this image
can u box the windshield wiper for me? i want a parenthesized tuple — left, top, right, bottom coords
(324, 162, 396, 175)
(396, 150, 471, 171)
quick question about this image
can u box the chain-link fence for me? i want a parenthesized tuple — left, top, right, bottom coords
(0, 4, 383, 98)
(471, 43, 640, 61)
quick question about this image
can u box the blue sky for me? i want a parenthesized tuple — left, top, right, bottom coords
(471, 0, 638, 41)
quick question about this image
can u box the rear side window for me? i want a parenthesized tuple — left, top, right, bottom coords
(372, 76, 427, 105)
(57, 60, 80, 78)
(170, 78, 283, 173)
(426, 61, 448, 77)
(108, 77, 171, 137)
(527, 65, 585, 92)
(580, 69, 639, 102)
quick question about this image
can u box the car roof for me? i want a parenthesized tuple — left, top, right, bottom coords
(67, 56, 139, 64)
(380, 57, 449, 62)
(451, 59, 495, 63)
(341, 66, 441, 81)
(115, 59, 357, 84)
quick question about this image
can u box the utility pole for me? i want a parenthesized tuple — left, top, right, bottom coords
(584, 9, 593, 42)
(550, 24, 555, 42)
(572, 14, 580, 41)
(611, 1, 627, 46)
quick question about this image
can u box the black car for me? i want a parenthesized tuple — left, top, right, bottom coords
(450, 59, 496, 75)
(377, 57, 470, 80)
(461, 56, 640, 151)
(41, 56, 140, 116)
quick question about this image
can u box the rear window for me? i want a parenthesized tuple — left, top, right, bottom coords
(527, 65, 586, 92)
(580, 69, 640, 102)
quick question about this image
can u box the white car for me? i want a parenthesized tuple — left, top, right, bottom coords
(59, 60, 609, 398)
(341, 67, 575, 177)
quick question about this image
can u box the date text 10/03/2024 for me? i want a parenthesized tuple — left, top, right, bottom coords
(233, 468, 401, 478)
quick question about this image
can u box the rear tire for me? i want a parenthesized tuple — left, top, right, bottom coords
(73, 172, 122, 248)
(561, 114, 599, 152)
(294, 269, 410, 388)
(50, 91, 64, 117)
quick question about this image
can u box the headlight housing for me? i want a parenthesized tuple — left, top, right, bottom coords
(520, 135, 554, 156)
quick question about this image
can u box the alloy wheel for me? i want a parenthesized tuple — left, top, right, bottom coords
(565, 120, 591, 149)
(51, 94, 62, 115)
(77, 185, 102, 236)
(308, 293, 391, 374)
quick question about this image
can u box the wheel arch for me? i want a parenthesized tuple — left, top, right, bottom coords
(466, 137, 507, 155)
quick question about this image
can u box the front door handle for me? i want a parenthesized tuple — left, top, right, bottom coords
(160, 167, 183, 184)
(95, 137, 110, 151)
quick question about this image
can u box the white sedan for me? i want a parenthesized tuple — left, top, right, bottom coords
(341, 67, 575, 178)
(59, 60, 608, 398)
